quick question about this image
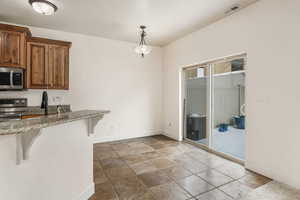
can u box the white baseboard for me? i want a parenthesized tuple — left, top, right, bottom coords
(75, 183, 95, 200)
(93, 130, 163, 144)
(162, 131, 181, 141)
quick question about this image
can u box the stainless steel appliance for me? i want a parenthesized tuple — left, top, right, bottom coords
(0, 98, 27, 122)
(0, 67, 24, 90)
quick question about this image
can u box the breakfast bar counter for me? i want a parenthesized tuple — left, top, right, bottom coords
(0, 110, 110, 136)
(0, 109, 110, 165)
(0, 109, 110, 200)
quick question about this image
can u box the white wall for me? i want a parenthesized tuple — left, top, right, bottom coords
(0, 121, 94, 200)
(163, 0, 300, 188)
(0, 23, 163, 143)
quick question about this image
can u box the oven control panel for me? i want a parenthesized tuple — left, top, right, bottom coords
(0, 98, 27, 108)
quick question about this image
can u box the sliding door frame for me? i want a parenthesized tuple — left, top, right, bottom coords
(181, 53, 247, 164)
(182, 64, 211, 149)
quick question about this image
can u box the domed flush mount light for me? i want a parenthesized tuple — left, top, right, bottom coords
(29, 0, 58, 15)
(135, 25, 152, 58)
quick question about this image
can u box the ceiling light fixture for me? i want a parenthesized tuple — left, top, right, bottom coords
(135, 25, 152, 58)
(29, 0, 58, 15)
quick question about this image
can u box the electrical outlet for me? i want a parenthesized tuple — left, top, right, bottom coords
(52, 96, 63, 105)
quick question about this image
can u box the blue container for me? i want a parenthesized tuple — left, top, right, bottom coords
(234, 116, 245, 129)
(218, 124, 229, 132)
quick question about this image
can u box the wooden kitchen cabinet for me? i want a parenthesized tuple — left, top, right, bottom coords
(26, 42, 48, 88)
(26, 37, 71, 90)
(48, 45, 69, 89)
(0, 24, 31, 69)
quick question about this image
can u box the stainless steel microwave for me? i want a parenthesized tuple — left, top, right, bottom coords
(0, 67, 24, 90)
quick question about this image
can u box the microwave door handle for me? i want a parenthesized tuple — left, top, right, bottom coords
(10, 71, 13, 88)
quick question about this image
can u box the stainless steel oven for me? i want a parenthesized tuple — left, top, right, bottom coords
(0, 67, 24, 90)
(0, 98, 27, 122)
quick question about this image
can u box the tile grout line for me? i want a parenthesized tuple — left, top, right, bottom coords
(99, 148, 122, 200)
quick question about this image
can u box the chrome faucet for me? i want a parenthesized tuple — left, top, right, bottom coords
(41, 91, 48, 115)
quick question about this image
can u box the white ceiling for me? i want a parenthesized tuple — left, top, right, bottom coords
(0, 0, 258, 46)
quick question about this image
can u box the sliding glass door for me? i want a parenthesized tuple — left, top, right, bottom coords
(212, 58, 245, 160)
(184, 65, 210, 147)
(184, 55, 246, 161)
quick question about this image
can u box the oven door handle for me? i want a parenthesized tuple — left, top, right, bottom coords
(10, 71, 14, 88)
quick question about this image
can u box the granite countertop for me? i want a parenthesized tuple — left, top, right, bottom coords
(0, 110, 110, 136)
(23, 105, 71, 115)
(0, 105, 71, 116)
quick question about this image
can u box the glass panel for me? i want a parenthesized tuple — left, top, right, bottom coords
(212, 58, 245, 160)
(0, 72, 10, 85)
(184, 66, 209, 146)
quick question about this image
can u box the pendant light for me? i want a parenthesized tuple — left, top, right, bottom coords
(135, 25, 152, 57)
(29, 0, 58, 15)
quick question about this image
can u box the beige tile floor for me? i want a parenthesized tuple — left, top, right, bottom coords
(90, 135, 271, 200)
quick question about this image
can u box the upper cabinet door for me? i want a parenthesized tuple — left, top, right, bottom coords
(48, 45, 69, 89)
(0, 30, 26, 68)
(26, 37, 71, 90)
(26, 42, 48, 88)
